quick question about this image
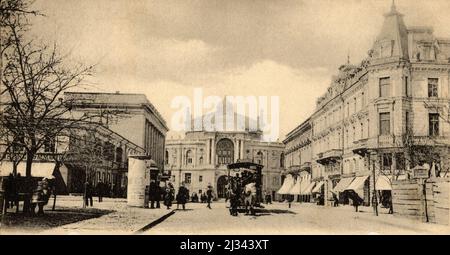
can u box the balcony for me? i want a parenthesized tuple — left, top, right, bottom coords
(316, 149, 343, 165)
(352, 138, 369, 156)
(378, 135, 395, 148)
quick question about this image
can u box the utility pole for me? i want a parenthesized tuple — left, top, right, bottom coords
(372, 158, 378, 216)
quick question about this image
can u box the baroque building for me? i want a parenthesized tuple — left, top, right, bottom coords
(165, 110, 285, 199)
(283, 2, 450, 206)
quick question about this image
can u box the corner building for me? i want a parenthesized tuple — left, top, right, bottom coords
(286, 3, 450, 206)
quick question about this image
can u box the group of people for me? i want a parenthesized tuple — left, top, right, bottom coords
(226, 173, 259, 216)
(83, 180, 117, 207)
(2, 173, 22, 213)
(2, 174, 53, 215)
(148, 180, 214, 210)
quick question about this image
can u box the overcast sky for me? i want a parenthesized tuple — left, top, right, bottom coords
(30, 0, 450, 140)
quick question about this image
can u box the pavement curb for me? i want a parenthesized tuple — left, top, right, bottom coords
(134, 210, 176, 234)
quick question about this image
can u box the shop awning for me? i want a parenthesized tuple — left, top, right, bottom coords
(312, 181, 324, 193)
(303, 182, 316, 195)
(300, 175, 311, 195)
(376, 175, 392, 190)
(288, 177, 302, 195)
(277, 175, 295, 195)
(0, 161, 56, 178)
(331, 177, 355, 193)
(345, 176, 369, 191)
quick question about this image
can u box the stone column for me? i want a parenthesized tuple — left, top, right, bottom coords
(211, 139, 216, 165)
(240, 139, 244, 160)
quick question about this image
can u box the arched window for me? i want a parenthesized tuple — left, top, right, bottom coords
(199, 156, 203, 165)
(216, 139, 234, 165)
(186, 150, 193, 165)
(165, 150, 169, 165)
(256, 151, 263, 165)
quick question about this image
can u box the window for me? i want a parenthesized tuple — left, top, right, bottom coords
(428, 78, 438, 97)
(361, 92, 365, 107)
(43, 137, 55, 153)
(379, 113, 391, 135)
(216, 139, 234, 165)
(395, 153, 405, 171)
(116, 147, 123, 163)
(379, 77, 391, 97)
(405, 111, 410, 133)
(199, 156, 203, 165)
(104, 142, 115, 161)
(360, 123, 364, 139)
(165, 150, 169, 164)
(184, 173, 191, 184)
(346, 102, 350, 117)
(256, 151, 263, 165)
(382, 153, 392, 171)
(199, 175, 203, 182)
(186, 150, 193, 165)
(429, 113, 439, 136)
(404, 76, 409, 97)
(352, 126, 356, 143)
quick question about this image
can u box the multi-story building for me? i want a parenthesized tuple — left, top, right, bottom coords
(282, 118, 313, 201)
(284, 2, 450, 206)
(64, 92, 169, 172)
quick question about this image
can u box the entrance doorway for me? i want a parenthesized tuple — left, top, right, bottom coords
(217, 175, 228, 198)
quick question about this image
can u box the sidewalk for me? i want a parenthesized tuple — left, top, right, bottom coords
(281, 202, 450, 234)
(1, 196, 174, 235)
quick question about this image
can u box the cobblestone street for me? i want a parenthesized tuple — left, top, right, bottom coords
(144, 201, 450, 235)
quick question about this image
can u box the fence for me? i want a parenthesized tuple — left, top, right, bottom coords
(392, 177, 450, 225)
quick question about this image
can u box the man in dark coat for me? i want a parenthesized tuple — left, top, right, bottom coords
(164, 183, 175, 209)
(206, 184, 214, 209)
(84, 181, 93, 207)
(96, 181, 104, 203)
(176, 183, 189, 210)
(149, 180, 158, 209)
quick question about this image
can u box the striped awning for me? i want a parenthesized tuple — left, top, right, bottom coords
(303, 182, 316, 195)
(288, 176, 302, 195)
(331, 177, 355, 194)
(312, 181, 324, 193)
(277, 175, 295, 195)
(375, 175, 392, 190)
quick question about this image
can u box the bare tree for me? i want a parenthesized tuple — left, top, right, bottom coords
(0, 8, 100, 212)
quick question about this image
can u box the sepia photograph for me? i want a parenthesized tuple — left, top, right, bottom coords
(1, 0, 450, 237)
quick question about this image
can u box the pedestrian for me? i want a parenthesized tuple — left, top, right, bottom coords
(164, 182, 175, 209)
(149, 180, 157, 209)
(96, 181, 104, 203)
(31, 178, 50, 215)
(350, 192, 360, 212)
(388, 193, 393, 214)
(206, 184, 214, 209)
(332, 193, 339, 207)
(84, 181, 93, 207)
(176, 182, 189, 210)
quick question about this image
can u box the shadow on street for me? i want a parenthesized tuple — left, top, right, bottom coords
(1, 207, 114, 233)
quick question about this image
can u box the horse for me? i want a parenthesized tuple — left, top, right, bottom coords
(243, 182, 257, 215)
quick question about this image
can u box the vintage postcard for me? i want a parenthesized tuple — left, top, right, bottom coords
(1, 0, 450, 236)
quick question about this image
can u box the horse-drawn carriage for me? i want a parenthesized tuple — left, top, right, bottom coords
(226, 161, 264, 216)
